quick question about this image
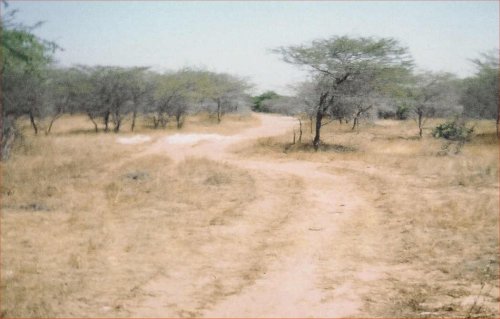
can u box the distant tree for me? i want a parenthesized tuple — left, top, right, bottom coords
(69, 66, 104, 132)
(196, 71, 252, 123)
(274, 36, 413, 150)
(127, 67, 151, 132)
(252, 91, 279, 112)
(43, 67, 86, 134)
(260, 95, 299, 115)
(88, 66, 146, 133)
(461, 51, 499, 136)
(402, 72, 460, 137)
(151, 69, 196, 129)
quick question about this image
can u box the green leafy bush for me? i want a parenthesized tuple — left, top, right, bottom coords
(432, 118, 474, 141)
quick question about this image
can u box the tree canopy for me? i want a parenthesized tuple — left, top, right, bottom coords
(274, 35, 414, 148)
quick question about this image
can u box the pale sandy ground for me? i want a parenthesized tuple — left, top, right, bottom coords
(118, 114, 374, 317)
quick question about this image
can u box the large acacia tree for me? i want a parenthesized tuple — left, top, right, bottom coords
(274, 36, 413, 149)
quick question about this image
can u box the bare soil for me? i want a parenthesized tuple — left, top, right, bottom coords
(122, 114, 368, 317)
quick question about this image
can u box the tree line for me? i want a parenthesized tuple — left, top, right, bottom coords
(0, 9, 252, 159)
(1, 7, 498, 158)
(253, 37, 498, 149)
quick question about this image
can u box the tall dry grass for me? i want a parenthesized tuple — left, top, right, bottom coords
(1, 114, 266, 317)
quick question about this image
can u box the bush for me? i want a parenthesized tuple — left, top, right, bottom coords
(378, 110, 396, 119)
(432, 118, 474, 141)
(396, 105, 410, 120)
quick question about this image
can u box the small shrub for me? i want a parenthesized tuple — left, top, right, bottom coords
(433, 119, 474, 141)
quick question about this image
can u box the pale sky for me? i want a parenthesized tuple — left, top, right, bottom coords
(5, 1, 499, 94)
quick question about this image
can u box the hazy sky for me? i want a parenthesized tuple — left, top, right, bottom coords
(5, 1, 499, 94)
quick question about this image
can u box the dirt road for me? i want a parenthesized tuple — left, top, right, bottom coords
(126, 113, 372, 317)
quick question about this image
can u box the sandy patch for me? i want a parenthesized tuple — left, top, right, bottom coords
(162, 133, 234, 145)
(116, 135, 152, 145)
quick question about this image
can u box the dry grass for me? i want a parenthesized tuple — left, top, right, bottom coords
(2, 114, 498, 317)
(243, 117, 499, 318)
(1, 115, 259, 317)
(32, 112, 259, 137)
(0, 113, 304, 317)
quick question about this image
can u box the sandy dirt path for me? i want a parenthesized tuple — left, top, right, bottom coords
(126, 113, 370, 317)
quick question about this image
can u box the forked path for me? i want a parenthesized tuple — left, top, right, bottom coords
(129, 114, 368, 317)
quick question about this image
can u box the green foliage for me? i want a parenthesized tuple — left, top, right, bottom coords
(1, 8, 58, 116)
(461, 51, 499, 120)
(1, 29, 56, 74)
(396, 104, 410, 120)
(274, 35, 413, 83)
(433, 118, 474, 141)
(252, 91, 279, 112)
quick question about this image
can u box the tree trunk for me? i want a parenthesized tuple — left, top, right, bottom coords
(352, 116, 358, 130)
(1, 114, 17, 161)
(176, 114, 183, 129)
(88, 114, 99, 133)
(29, 110, 38, 135)
(159, 113, 167, 128)
(45, 113, 63, 135)
(131, 109, 137, 132)
(217, 100, 222, 124)
(313, 109, 323, 151)
(114, 116, 121, 133)
(309, 115, 313, 133)
(104, 110, 110, 132)
(298, 118, 302, 143)
(418, 112, 423, 137)
(496, 111, 499, 138)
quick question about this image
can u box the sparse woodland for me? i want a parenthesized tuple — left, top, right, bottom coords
(1, 3, 499, 319)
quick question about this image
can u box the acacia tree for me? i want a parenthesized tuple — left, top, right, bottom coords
(127, 67, 150, 132)
(197, 71, 251, 123)
(43, 67, 87, 134)
(274, 36, 413, 150)
(87, 66, 141, 133)
(1, 7, 57, 159)
(151, 69, 196, 129)
(461, 51, 499, 136)
(104, 67, 135, 133)
(68, 66, 104, 132)
(403, 72, 460, 137)
(334, 72, 389, 130)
